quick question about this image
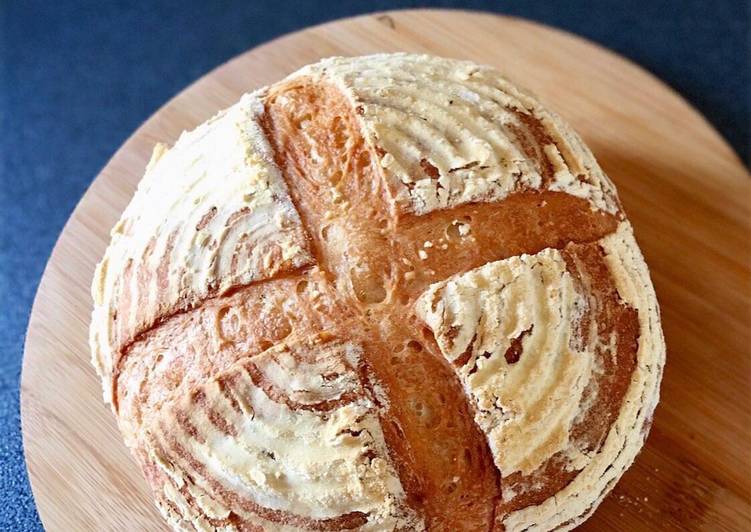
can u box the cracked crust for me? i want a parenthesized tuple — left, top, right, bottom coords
(293, 54, 621, 216)
(140, 337, 422, 531)
(416, 222, 662, 530)
(90, 93, 313, 404)
(90, 54, 664, 531)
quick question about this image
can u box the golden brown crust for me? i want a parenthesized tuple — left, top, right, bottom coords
(260, 79, 501, 530)
(294, 54, 622, 217)
(91, 54, 664, 532)
(137, 337, 420, 531)
(90, 95, 314, 404)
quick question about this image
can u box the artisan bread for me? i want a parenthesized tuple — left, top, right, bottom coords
(90, 54, 665, 531)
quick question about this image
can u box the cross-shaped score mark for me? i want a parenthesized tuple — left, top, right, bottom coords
(259, 78, 636, 529)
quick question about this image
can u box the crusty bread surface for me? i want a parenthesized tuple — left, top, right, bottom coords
(91, 54, 664, 532)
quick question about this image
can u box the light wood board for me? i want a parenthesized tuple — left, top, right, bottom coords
(21, 9, 751, 531)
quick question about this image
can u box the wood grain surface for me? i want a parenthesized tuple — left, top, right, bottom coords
(20, 9, 751, 531)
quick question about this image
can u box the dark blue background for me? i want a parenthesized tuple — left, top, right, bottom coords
(1, 1, 747, 529)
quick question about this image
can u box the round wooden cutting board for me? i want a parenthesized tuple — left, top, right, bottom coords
(21, 9, 751, 531)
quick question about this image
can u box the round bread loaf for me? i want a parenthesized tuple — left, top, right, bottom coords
(90, 54, 665, 531)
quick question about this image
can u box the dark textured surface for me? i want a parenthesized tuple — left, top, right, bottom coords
(0, 0, 747, 529)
